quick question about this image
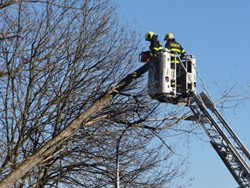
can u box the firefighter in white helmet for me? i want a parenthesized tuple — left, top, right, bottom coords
(164, 32, 186, 63)
(164, 32, 187, 93)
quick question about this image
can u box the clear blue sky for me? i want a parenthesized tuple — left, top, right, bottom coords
(115, 0, 250, 187)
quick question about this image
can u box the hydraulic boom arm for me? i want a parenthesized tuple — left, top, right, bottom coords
(189, 91, 250, 188)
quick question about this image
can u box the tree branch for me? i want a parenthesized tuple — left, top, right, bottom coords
(0, 63, 148, 188)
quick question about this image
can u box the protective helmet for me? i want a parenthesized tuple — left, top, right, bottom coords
(145, 31, 155, 41)
(164, 32, 175, 40)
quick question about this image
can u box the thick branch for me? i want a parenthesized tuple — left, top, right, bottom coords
(0, 0, 17, 9)
(0, 63, 148, 188)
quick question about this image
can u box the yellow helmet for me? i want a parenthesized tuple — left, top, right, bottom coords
(164, 32, 175, 40)
(145, 31, 155, 41)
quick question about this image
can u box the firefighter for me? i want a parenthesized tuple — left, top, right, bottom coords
(145, 31, 163, 55)
(164, 32, 187, 93)
(164, 32, 186, 62)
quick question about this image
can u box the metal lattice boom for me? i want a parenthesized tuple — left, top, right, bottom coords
(189, 91, 250, 188)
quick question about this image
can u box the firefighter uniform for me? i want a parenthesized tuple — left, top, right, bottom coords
(164, 33, 187, 93)
(145, 32, 163, 55)
(165, 41, 186, 63)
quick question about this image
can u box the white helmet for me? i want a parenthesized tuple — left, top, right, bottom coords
(164, 32, 175, 40)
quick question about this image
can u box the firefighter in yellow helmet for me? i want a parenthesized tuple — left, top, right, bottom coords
(145, 31, 163, 54)
(164, 32, 187, 93)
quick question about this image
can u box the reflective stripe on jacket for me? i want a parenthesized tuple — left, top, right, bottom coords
(165, 40, 186, 63)
(149, 35, 163, 52)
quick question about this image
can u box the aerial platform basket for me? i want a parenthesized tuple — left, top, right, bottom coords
(147, 51, 196, 105)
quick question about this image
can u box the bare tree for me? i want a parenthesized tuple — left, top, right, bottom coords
(0, 0, 192, 187)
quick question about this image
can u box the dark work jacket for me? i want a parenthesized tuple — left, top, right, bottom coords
(149, 35, 163, 53)
(165, 39, 186, 63)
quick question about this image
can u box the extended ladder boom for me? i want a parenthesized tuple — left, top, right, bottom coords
(142, 51, 250, 187)
(189, 91, 250, 188)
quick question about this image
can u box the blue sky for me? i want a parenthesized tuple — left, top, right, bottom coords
(115, 0, 250, 187)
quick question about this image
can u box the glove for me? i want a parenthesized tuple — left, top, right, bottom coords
(181, 53, 188, 59)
